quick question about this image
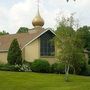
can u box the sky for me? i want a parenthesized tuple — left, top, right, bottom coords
(0, 0, 90, 34)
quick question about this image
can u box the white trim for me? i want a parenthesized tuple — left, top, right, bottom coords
(21, 29, 55, 50)
(46, 28, 56, 35)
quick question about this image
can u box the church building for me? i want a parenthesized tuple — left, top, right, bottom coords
(0, 4, 56, 64)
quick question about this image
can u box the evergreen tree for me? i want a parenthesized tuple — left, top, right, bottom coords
(7, 39, 22, 65)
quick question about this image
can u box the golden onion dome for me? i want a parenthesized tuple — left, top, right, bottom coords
(32, 10, 44, 27)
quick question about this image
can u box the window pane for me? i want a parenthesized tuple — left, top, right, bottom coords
(40, 31, 55, 56)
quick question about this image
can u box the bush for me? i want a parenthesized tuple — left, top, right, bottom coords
(0, 64, 21, 71)
(76, 60, 87, 75)
(0, 60, 32, 72)
(31, 59, 50, 73)
(20, 61, 31, 72)
(81, 65, 90, 76)
(51, 63, 65, 74)
(88, 58, 90, 64)
(74, 59, 88, 75)
(20, 64, 31, 72)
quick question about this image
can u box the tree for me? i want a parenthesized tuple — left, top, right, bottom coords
(17, 27, 29, 33)
(0, 30, 9, 36)
(7, 39, 22, 65)
(77, 26, 90, 49)
(55, 16, 85, 81)
(76, 26, 90, 64)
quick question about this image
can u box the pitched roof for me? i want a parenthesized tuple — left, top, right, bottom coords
(0, 27, 55, 52)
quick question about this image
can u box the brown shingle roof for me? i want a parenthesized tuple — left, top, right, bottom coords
(0, 27, 46, 52)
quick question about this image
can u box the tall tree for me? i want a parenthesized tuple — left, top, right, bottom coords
(7, 39, 22, 65)
(55, 16, 85, 81)
(17, 27, 29, 33)
(77, 26, 90, 50)
(76, 26, 90, 64)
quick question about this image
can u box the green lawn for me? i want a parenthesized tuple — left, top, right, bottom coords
(0, 71, 90, 90)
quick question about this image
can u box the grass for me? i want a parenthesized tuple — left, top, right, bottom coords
(0, 71, 90, 90)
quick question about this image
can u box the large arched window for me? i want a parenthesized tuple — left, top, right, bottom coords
(40, 31, 55, 56)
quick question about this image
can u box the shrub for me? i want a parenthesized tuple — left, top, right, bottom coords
(51, 63, 65, 74)
(81, 65, 90, 76)
(7, 39, 22, 65)
(77, 60, 87, 75)
(31, 59, 50, 73)
(0, 61, 32, 72)
(0, 64, 21, 71)
(20, 61, 31, 72)
(88, 58, 90, 64)
(72, 58, 87, 75)
(20, 64, 31, 72)
(85, 65, 90, 76)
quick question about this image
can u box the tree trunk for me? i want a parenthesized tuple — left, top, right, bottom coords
(65, 64, 70, 82)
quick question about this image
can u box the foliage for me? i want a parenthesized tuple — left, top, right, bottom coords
(31, 59, 50, 73)
(7, 39, 22, 65)
(51, 62, 65, 74)
(0, 62, 31, 72)
(20, 61, 31, 72)
(20, 64, 31, 72)
(88, 50, 90, 64)
(0, 30, 9, 36)
(0, 64, 21, 71)
(76, 26, 90, 49)
(81, 65, 90, 76)
(76, 26, 90, 64)
(0, 61, 31, 72)
(55, 15, 86, 81)
(69, 49, 86, 75)
(89, 58, 90, 64)
(17, 27, 29, 33)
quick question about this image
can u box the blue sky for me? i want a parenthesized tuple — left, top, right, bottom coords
(0, 0, 90, 33)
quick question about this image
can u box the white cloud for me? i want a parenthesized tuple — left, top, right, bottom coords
(9, 0, 36, 33)
(0, 0, 36, 33)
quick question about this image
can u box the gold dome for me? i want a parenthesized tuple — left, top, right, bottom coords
(32, 10, 44, 27)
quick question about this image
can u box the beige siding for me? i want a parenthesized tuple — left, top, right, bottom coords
(24, 38, 40, 62)
(24, 38, 57, 64)
(22, 48, 25, 60)
(40, 43, 57, 64)
(0, 38, 56, 64)
(0, 52, 7, 64)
